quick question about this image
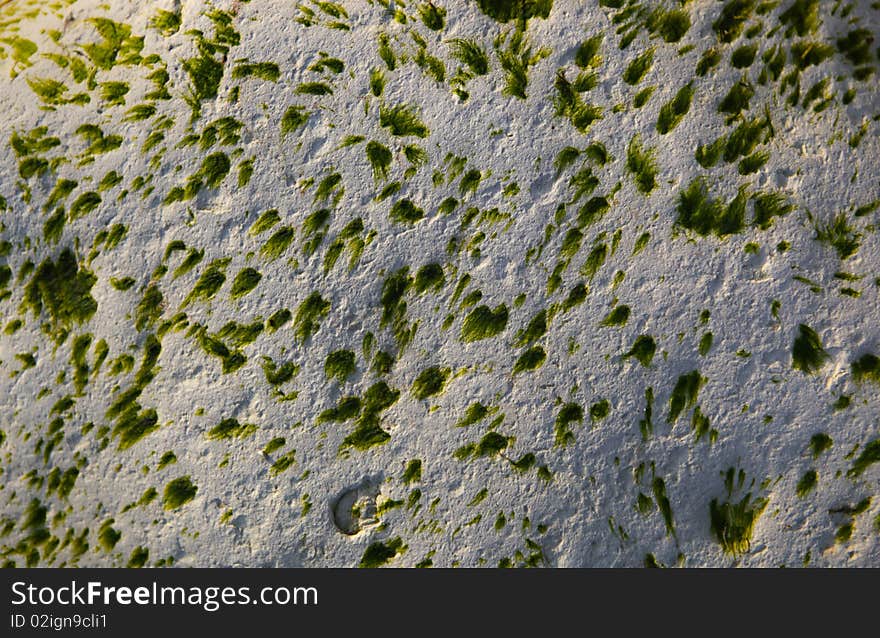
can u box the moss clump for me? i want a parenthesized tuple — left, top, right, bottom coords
(795, 470, 817, 498)
(601, 305, 630, 327)
(318, 396, 362, 423)
(183, 258, 230, 307)
(730, 43, 758, 68)
(712, 0, 755, 43)
(163, 476, 198, 510)
(457, 402, 490, 427)
(281, 105, 309, 135)
(554, 402, 583, 447)
(779, 0, 820, 37)
(418, 2, 446, 30)
(230, 268, 261, 298)
(790, 40, 834, 70)
(402, 459, 422, 484)
(752, 191, 793, 230)
(359, 537, 406, 568)
(412, 366, 449, 399)
(574, 34, 603, 68)
(379, 103, 429, 137)
(623, 48, 654, 85)
(814, 213, 861, 260)
(668, 370, 704, 423)
(847, 439, 880, 478)
(718, 77, 754, 116)
(390, 199, 425, 224)
(461, 304, 508, 342)
(250, 209, 280, 236)
(675, 179, 747, 238)
(791, 324, 828, 375)
(21, 248, 97, 342)
(696, 48, 722, 76)
(624, 335, 656, 367)
(656, 83, 693, 134)
(514, 346, 546, 374)
(710, 490, 767, 555)
(293, 291, 330, 342)
(851, 353, 880, 384)
(207, 418, 257, 440)
(625, 135, 657, 194)
(413, 263, 445, 294)
(325, 350, 356, 383)
(365, 141, 392, 181)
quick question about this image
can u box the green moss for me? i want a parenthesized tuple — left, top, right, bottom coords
(69, 192, 101, 220)
(589, 399, 610, 422)
(172, 248, 204, 279)
(625, 135, 657, 194)
(675, 179, 747, 238)
(710, 487, 767, 555)
(135, 284, 163, 331)
(359, 537, 406, 568)
(379, 103, 429, 137)
(752, 191, 793, 230)
(647, 7, 690, 43)
(575, 34, 603, 68)
(515, 310, 547, 347)
(390, 199, 425, 224)
(738, 150, 769, 175)
(461, 304, 508, 342)
(250, 209, 280, 236)
(230, 268, 261, 299)
(21, 249, 97, 342)
(791, 324, 828, 374)
(656, 83, 693, 134)
(719, 77, 754, 116)
(779, 0, 819, 37)
(624, 335, 656, 367)
(796, 470, 817, 498)
(814, 213, 861, 260)
(623, 48, 654, 85)
(207, 418, 257, 440)
(157, 451, 177, 470)
(150, 9, 181, 36)
(162, 476, 197, 510)
(261, 437, 286, 456)
(633, 86, 655, 108)
(260, 227, 295, 261)
(513, 346, 546, 374)
(653, 478, 675, 537)
(281, 105, 310, 136)
(601, 305, 630, 327)
(365, 141, 392, 181)
(730, 43, 758, 68)
(554, 402, 583, 447)
(325, 350, 356, 383)
(837, 29, 875, 67)
(127, 547, 149, 568)
(695, 138, 725, 169)
(668, 370, 704, 423)
(448, 38, 489, 75)
(183, 258, 230, 306)
(412, 366, 449, 399)
(790, 39, 834, 69)
(270, 451, 296, 475)
(851, 353, 880, 384)
(293, 291, 330, 342)
(847, 439, 880, 478)
(231, 61, 280, 82)
(96, 519, 121, 552)
(457, 402, 490, 427)
(318, 397, 361, 423)
(724, 115, 772, 163)
(699, 332, 714, 356)
(713, 0, 755, 43)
